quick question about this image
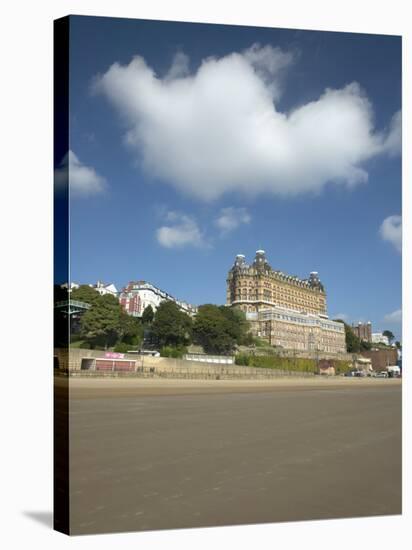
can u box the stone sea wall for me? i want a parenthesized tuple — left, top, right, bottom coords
(54, 348, 316, 379)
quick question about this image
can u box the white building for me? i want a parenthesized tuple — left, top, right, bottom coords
(90, 281, 118, 297)
(119, 280, 197, 318)
(60, 281, 118, 297)
(247, 306, 346, 354)
(372, 332, 390, 345)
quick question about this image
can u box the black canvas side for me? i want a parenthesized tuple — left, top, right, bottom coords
(53, 15, 70, 536)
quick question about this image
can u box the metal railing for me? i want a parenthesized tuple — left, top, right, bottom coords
(55, 300, 91, 309)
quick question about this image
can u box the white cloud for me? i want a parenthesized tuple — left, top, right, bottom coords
(94, 44, 401, 201)
(165, 52, 190, 81)
(55, 150, 106, 197)
(384, 309, 402, 323)
(215, 207, 251, 234)
(383, 110, 402, 157)
(156, 211, 205, 249)
(380, 215, 402, 253)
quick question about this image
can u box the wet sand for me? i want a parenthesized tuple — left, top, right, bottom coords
(65, 377, 402, 534)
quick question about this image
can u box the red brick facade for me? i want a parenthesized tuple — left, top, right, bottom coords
(352, 322, 372, 342)
(360, 349, 398, 371)
(119, 284, 141, 316)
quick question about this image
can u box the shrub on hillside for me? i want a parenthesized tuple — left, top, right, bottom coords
(235, 353, 251, 366)
(113, 342, 132, 353)
(160, 346, 188, 359)
(332, 360, 352, 374)
(235, 352, 352, 374)
(79, 340, 93, 349)
(235, 353, 317, 372)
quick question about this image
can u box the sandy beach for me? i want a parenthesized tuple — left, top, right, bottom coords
(64, 374, 402, 398)
(53, 375, 403, 534)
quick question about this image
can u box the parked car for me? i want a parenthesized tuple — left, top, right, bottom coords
(387, 366, 401, 378)
(376, 371, 388, 378)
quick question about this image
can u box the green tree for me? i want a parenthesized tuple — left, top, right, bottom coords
(141, 304, 155, 325)
(80, 294, 127, 349)
(71, 285, 101, 305)
(193, 304, 248, 355)
(383, 330, 395, 344)
(360, 340, 372, 351)
(395, 341, 401, 349)
(334, 320, 360, 353)
(151, 300, 192, 348)
(219, 306, 250, 344)
(120, 312, 143, 347)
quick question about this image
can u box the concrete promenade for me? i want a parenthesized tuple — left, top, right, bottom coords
(64, 377, 402, 535)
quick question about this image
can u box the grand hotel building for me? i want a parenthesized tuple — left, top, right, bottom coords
(226, 250, 346, 354)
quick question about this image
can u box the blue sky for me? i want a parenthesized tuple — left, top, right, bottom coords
(64, 15, 402, 338)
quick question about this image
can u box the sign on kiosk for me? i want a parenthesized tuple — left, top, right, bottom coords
(104, 352, 125, 359)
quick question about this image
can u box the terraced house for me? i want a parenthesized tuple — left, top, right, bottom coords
(226, 250, 346, 354)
